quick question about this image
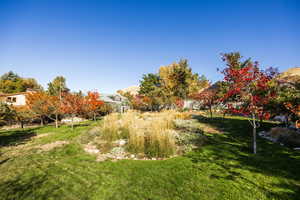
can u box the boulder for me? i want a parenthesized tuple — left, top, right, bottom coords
(61, 117, 87, 123)
(273, 115, 287, 122)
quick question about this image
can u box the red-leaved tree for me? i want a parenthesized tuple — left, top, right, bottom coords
(220, 57, 277, 154)
(26, 92, 52, 126)
(61, 93, 85, 129)
(191, 87, 219, 118)
(27, 92, 62, 128)
(86, 91, 104, 121)
(48, 95, 62, 128)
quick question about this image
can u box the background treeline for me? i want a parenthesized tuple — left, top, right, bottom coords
(0, 71, 42, 93)
(0, 52, 299, 133)
(118, 59, 210, 111)
(119, 53, 299, 125)
(0, 73, 111, 129)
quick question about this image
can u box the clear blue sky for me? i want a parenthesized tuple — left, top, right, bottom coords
(0, 0, 299, 93)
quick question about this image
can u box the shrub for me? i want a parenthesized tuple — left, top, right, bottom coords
(278, 132, 300, 148)
(269, 127, 295, 140)
(269, 127, 300, 147)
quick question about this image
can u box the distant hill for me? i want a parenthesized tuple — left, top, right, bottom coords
(276, 67, 300, 84)
(279, 67, 300, 78)
(118, 86, 140, 95)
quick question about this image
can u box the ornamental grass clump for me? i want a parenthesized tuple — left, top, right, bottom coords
(101, 113, 123, 141)
(100, 110, 184, 157)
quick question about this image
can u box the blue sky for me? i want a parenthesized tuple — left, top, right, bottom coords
(0, 0, 299, 93)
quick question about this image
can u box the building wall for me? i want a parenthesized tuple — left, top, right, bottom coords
(4, 94, 26, 106)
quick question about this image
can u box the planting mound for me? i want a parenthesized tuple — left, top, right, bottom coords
(83, 111, 206, 160)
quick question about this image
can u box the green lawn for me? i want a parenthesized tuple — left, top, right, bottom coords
(0, 116, 299, 200)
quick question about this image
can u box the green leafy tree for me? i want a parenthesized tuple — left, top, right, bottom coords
(47, 76, 69, 97)
(267, 76, 300, 124)
(158, 59, 209, 108)
(0, 103, 15, 126)
(220, 52, 251, 69)
(0, 71, 42, 93)
(139, 73, 161, 95)
(22, 78, 43, 91)
(0, 71, 20, 81)
(135, 59, 209, 110)
(139, 73, 164, 110)
(13, 106, 34, 128)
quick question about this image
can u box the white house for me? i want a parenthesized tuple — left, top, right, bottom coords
(0, 91, 33, 106)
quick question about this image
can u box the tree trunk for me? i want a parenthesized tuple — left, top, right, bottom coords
(40, 117, 44, 126)
(20, 121, 24, 129)
(55, 114, 59, 128)
(209, 105, 213, 119)
(222, 112, 226, 120)
(252, 113, 257, 154)
(71, 115, 74, 130)
(93, 113, 96, 121)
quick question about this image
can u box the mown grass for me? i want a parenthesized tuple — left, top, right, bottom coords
(0, 115, 299, 200)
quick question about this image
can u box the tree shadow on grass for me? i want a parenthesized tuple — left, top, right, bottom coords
(187, 115, 300, 199)
(0, 173, 63, 200)
(0, 160, 97, 200)
(0, 128, 42, 147)
(73, 123, 90, 128)
(62, 121, 92, 129)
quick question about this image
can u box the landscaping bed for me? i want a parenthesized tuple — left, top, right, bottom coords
(80, 111, 207, 161)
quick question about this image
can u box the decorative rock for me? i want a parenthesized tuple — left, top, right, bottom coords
(118, 139, 127, 146)
(84, 146, 100, 154)
(113, 139, 127, 146)
(84, 143, 100, 154)
(61, 117, 87, 123)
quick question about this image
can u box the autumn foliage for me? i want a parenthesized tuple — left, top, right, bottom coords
(26, 92, 53, 125)
(220, 53, 278, 154)
(86, 91, 104, 120)
(191, 87, 219, 118)
(220, 62, 277, 120)
(284, 103, 300, 117)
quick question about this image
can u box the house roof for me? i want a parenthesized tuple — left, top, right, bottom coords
(100, 93, 127, 104)
(0, 89, 38, 97)
(0, 92, 29, 97)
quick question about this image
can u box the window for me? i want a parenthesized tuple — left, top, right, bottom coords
(6, 97, 17, 103)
